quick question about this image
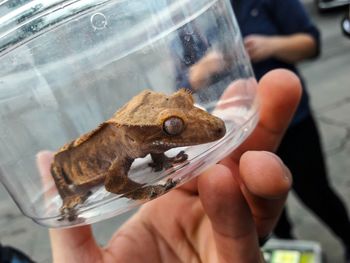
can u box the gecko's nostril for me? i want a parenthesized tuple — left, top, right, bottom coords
(216, 127, 226, 138)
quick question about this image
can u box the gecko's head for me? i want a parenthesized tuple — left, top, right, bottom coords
(151, 106, 226, 149)
(128, 89, 226, 151)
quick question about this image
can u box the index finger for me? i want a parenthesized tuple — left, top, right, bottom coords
(230, 69, 301, 162)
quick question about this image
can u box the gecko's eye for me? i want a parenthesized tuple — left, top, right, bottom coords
(163, 117, 184, 136)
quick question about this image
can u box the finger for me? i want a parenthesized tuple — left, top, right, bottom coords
(36, 151, 54, 178)
(36, 151, 57, 197)
(231, 69, 302, 161)
(178, 176, 199, 194)
(243, 38, 255, 52)
(49, 226, 102, 263)
(243, 36, 255, 47)
(244, 46, 255, 59)
(244, 43, 254, 53)
(248, 50, 258, 62)
(198, 164, 263, 263)
(239, 151, 292, 237)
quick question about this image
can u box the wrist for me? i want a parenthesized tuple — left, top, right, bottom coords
(267, 36, 282, 58)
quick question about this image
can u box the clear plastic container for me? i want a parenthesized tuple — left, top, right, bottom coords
(0, 0, 258, 228)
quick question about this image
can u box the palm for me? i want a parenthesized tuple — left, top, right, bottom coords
(49, 70, 301, 263)
(50, 183, 215, 263)
(109, 189, 211, 263)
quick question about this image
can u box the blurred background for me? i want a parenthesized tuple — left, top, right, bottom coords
(0, 0, 349, 262)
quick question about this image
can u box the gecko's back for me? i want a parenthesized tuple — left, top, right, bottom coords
(52, 123, 122, 186)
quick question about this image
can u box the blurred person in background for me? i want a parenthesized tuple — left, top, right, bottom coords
(231, 0, 350, 261)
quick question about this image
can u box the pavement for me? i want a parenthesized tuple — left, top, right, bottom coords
(0, 1, 349, 262)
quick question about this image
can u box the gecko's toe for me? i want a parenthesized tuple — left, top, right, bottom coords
(149, 179, 178, 198)
(58, 207, 78, 222)
(58, 193, 89, 222)
(164, 178, 178, 190)
(175, 151, 188, 162)
(168, 151, 188, 166)
(149, 188, 159, 198)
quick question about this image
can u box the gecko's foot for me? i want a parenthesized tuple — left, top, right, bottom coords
(149, 178, 179, 198)
(121, 179, 179, 200)
(58, 193, 90, 222)
(164, 178, 179, 190)
(149, 151, 188, 172)
(171, 151, 188, 165)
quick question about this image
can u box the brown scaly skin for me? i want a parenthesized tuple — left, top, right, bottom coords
(51, 89, 226, 221)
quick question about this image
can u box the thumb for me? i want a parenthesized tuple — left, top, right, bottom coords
(198, 164, 263, 263)
(50, 226, 102, 263)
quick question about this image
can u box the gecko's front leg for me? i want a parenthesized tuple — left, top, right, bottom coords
(105, 157, 179, 200)
(149, 152, 188, 172)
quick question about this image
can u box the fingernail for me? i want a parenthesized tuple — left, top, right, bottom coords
(262, 151, 292, 183)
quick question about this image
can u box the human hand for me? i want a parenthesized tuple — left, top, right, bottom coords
(189, 50, 226, 90)
(47, 69, 301, 263)
(244, 35, 275, 63)
(246, 33, 318, 64)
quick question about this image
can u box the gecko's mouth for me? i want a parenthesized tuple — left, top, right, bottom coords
(151, 139, 218, 149)
(151, 126, 225, 149)
(151, 141, 190, 148)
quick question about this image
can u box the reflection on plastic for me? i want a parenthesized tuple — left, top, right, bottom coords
(90, 12, 108, 30)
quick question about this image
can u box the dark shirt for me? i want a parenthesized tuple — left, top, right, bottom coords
(231, 0, 321, 125)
